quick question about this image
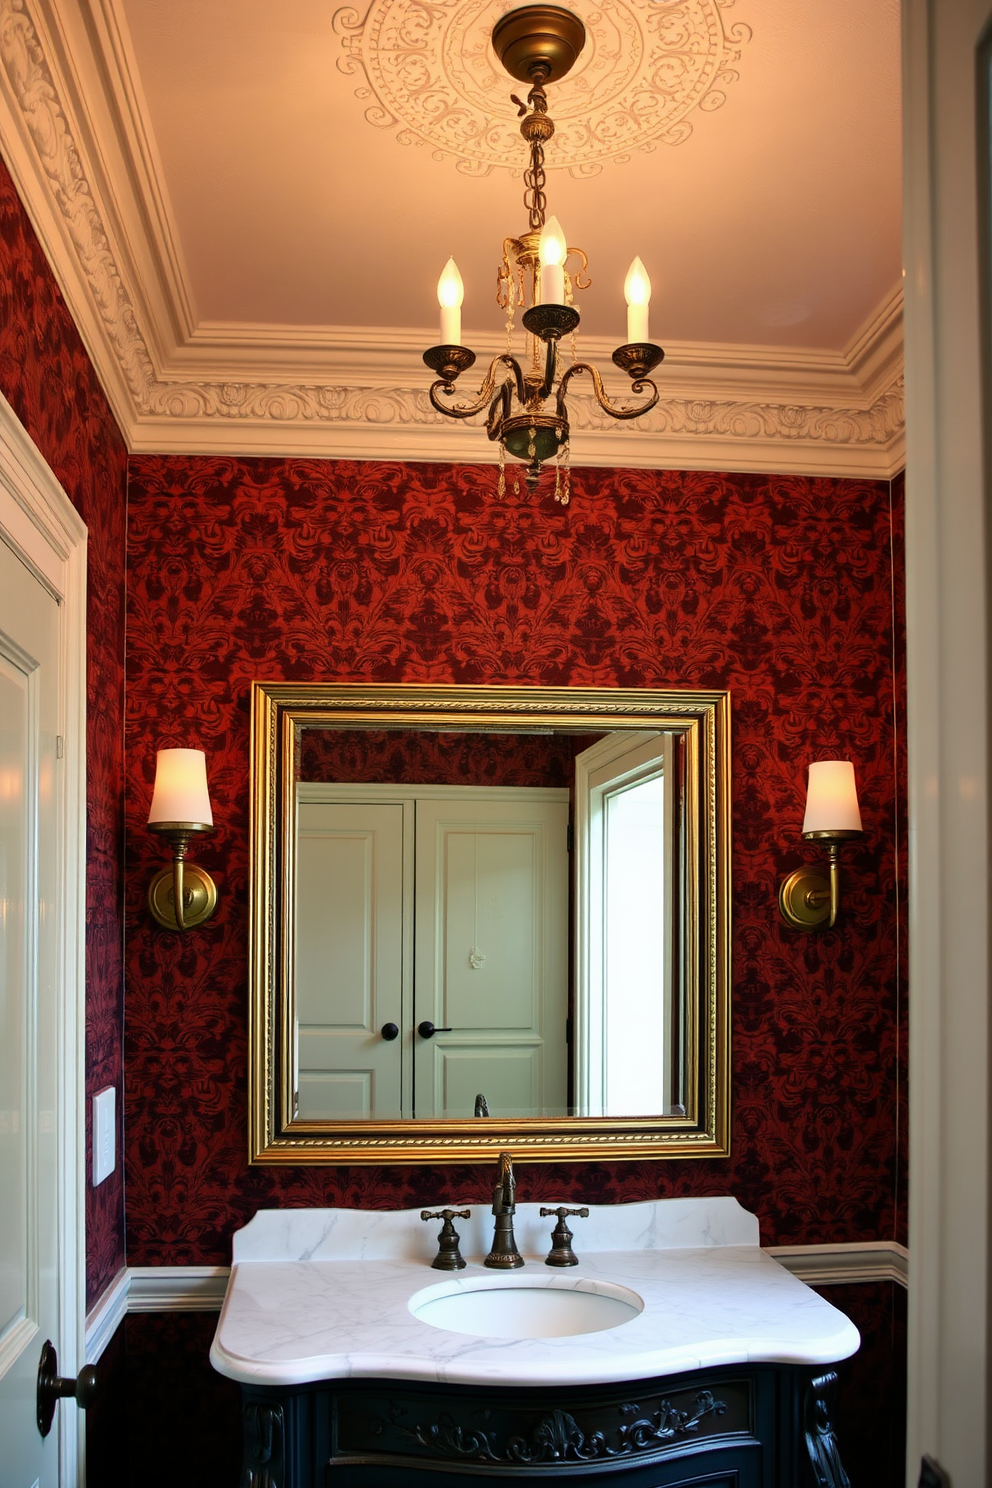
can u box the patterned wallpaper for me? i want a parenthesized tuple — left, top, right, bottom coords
(298, 727, 602, 785)
(124, 455, 906, 1266)
(0, 157, 128, 1307)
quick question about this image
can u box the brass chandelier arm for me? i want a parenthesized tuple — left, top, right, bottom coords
(566, 245, 591, 292)
(556, 361, 661, 421)
(428, 354, 527, 420)
(486, 381, 513, 441)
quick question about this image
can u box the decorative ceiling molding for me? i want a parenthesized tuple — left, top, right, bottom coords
(332, 0, 750, 176)
(0, 0, 904, 477)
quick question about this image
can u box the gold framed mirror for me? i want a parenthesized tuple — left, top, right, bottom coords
(249, 682, 730, 1163)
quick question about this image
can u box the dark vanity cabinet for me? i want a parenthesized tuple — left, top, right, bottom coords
(238, 1363, 849, 1488)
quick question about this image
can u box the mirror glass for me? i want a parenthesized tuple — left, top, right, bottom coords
(250, 683, 730, 1164)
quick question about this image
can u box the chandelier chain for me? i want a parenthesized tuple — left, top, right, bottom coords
(514, 82, 552, 231)
(525, 138, 547, 231)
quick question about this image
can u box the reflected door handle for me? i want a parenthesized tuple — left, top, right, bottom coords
(418, 1021, 452, 1039)
(380, 1022, 399, 1041)
(37, 1340, 97, 1438)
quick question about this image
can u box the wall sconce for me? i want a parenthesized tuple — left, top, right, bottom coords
(778, 760, 863, 930)
(147, 748, 218, 931)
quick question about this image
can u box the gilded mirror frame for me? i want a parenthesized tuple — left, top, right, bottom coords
(249, 682, 731, 1164)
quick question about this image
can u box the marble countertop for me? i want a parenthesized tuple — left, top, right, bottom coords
(210, 1199, 860, 1389)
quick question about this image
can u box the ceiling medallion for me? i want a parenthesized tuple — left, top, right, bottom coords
(333, 0, 750, 176)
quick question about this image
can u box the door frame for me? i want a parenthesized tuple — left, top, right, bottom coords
(0, 390, 87, 1484)
(903, 0, 992, 1479)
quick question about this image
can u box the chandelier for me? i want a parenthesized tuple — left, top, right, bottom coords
(422, 4, 665, 505)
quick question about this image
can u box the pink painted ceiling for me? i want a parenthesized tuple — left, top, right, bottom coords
(121, 0, 901, 351)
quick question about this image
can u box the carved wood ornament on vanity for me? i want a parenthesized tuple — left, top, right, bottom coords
(237, 1367, 850, 1487)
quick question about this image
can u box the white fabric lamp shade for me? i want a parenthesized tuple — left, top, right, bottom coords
(148, 748, 213, 827)
(802, 759, 862, 834)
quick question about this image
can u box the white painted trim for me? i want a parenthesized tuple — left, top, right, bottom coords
(0, 389, 88, 1487)
(125, 414, 906, 479)
(902, 1, 992, 1483)
(767, 1241, 909, 1289)
(126, 1267, 231, 1313)
(82, 1243, 910, 1352)
(297, 783, 571, 805)
(83, 1269, 128, 1364)
(0, 0, 905, 477)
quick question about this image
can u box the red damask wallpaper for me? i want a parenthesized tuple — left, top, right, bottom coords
(298, 727, 602, 785)
(124, 455, 906, 1266)
(0, 157, 128, 1306)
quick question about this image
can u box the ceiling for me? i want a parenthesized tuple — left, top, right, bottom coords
(0, 0, 903, 474)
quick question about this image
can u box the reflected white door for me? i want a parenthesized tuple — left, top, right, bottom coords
(413, 794, 569, 1119)
(295, 785, 569, 1120)
(0, 536, 60, 1486)
(295, 800, 411, 1118)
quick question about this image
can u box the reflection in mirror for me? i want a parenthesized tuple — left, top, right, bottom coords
(293, 727, 686, 1123)
(249, 683, 730, 1165)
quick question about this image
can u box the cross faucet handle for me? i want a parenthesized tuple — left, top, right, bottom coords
(539, 1205, 590, 1267)
(421, 1208, 472, 1270)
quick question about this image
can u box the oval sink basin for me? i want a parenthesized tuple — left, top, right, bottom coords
(409, 1276, 644, 1339)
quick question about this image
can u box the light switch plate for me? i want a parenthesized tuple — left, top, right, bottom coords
(92, 1085, 116, 1187)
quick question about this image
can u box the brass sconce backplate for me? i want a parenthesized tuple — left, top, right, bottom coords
(147, 863, 218, 931)
(778, 867, 832, 931)
(779, 830, 861, 931)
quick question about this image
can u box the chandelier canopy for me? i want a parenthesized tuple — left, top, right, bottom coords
(423, 4, 665, 505)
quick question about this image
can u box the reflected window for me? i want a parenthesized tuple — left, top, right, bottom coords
(575, 732, 677, 1117)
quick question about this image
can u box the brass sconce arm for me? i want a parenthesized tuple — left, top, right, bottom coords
(778, 829, 862, 932)
(148, 821, 217, 932)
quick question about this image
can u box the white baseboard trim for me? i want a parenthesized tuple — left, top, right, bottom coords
(83, 1241, 908, 1357)
(127, 1265, 231, 1312)
(766, 1240, 909, 1288)
(83, 1268, 129, 1363)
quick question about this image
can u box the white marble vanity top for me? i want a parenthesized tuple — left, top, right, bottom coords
(210, 1198, 859, 1388)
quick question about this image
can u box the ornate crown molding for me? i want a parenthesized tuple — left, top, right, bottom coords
(0, 0, 904, 477)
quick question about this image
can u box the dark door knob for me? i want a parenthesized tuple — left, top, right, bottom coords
(418, 1020, 452, 1039)
(380, 1022, 399, 1041)
(37, 1339, 97, 1437)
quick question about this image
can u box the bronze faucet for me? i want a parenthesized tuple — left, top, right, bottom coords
(484, 1151, 524, 1268)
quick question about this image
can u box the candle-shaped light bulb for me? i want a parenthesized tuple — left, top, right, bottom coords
(539, 216, 567, 305)
(437, 257, 464, 346)
(624, 256, 651, 344)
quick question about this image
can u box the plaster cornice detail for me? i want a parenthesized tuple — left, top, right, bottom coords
(0, 0, 905, 477)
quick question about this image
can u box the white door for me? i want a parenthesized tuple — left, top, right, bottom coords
(295, 800, 411, 1118)
(0, 535, 61, 1486)
(413, 793, 569, 1119)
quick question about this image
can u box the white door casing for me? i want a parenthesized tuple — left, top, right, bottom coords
(903, 2, 992, 1481)
(0, 393, 86, 1487)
